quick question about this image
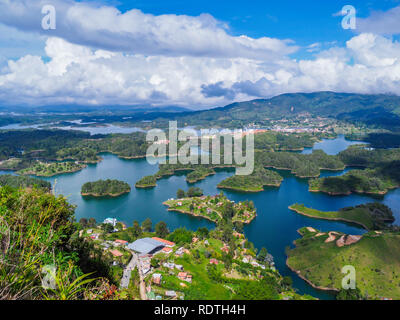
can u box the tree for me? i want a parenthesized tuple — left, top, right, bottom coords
(88, 218, 97, 228)
(167, 228, 193, 245)
(177, 189, 185, 199)
(196, 227, 209, 239)
(187, 187, 203, 198)
(282, 276, 293, 288)
(155, 221, 169, 238)
(257, 247, 268, 262)
(79, 218, 88, 228)
(142, 218, 152, 232)
(150, 257, 160, 268)
(222, 202, 235, 220)
(102, 223, 114, 233)
(132, 221, 142, 238)
(234, 221, 244, 233)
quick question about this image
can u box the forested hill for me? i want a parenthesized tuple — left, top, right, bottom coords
(166, 92, 400, 129)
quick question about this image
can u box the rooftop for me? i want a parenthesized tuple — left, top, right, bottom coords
(127, 237, 166, 254)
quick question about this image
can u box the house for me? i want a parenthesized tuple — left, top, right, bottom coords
(90, 234, 99, 240)
(178, 272, 192, 283)
(163, 262, 175, 269)
(175, 247, 184, 257)
(175, 264, 183, 271)
(165, 291, 177, 298)
(128, 238, 166, 255)
(114, 239, 128, 246)
(192, 237, 199, 243)
(162, 247, 173, 254)
(110, 249, 123, 258)
(221, 244, 229, 253)
(209, 259, 219, 265)
(151, 237, 175, 248)
(103, 218, 117, 227)
(152, 273, 162, 285)
(87, 229, 93, 234)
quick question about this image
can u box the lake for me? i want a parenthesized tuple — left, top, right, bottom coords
(9, 135, 400, 300)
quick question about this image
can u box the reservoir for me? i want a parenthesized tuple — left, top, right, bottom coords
(17, 135, 400, 299)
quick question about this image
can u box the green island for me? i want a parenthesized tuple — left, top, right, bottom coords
(135, 175, 157, 189)
(18, 161, 86, 177)
(309, 146, 400, 195)
(164, 192, 257, 224)
(286, 227, 400, 300)
(256, 149, 346, 178)
(289, 203, 396, 231)
(81, 179, 131, 197)
(218, 166, 283, 192)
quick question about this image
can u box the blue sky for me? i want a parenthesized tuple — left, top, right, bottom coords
(105, 0, 400, 53)
(0, 0, 400, 107)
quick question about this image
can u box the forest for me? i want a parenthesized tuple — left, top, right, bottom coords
(81, 179, 131, 197)
(218, 166, 283, 192)
(0, 174, 51, 190)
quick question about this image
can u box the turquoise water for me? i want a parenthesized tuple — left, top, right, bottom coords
(5, 135, 400, 300)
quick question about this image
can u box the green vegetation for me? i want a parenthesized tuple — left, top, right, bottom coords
(142, 210, 312, 300)
(81, 179, 131, 197)
(309, 146, 400, 195)
(177, 187, 204, 199)
(309, 167, 400, 195)
(0, 186, 115, 300)
(218, 166, 283, 192)
(287, 227, 400, 300)
(186, 167, 216, 183)
(135, 175, 157, 189)
(18, 161, 86, 177)
(289, 203, 396, 231)
(164, 192, 257, 224)
(0, 174, 51, 191)
(256, 149, 345, 178)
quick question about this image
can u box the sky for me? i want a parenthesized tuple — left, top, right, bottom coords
(0, 0, 400, 108)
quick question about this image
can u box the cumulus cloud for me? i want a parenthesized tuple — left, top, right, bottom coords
(1, 34, 400, 108)
(357, 6, 400, 35)
(0, 0, 297, 60)
(0, 1, 400, 108)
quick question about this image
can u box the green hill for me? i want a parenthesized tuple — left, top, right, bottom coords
(287, 228, 400, 300)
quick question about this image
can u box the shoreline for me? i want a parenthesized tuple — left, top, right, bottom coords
(286, 259, 340, 294)
(81, 190, 130, 198)
(217, 182, 281, 193)
(288, 205, 369, 230)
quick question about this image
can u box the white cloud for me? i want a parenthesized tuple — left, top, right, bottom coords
(0, 1, 400, 108)
(0, 0, 297, 60)
(0, 34, 400, 107)
(357, 6, 400, 35)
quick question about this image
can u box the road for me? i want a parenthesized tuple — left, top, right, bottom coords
(120, 252, 148, 300)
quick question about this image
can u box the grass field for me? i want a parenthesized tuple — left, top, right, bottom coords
(287, 228, 400, 299)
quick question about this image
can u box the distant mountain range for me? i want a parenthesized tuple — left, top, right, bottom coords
(1, 92, 400, 130)
(166, 92, 400, 129)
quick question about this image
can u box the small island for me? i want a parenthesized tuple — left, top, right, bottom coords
(18, 161, 86, 177)
(164, 192, 257, 224)
(289, 203, 395, 231)
(218, 166, 283, 192)
(81, 179, 131, 197)
(286, 227, 400, 300)
(309, 168, 399, 196)
(135, 175, 157, 189)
